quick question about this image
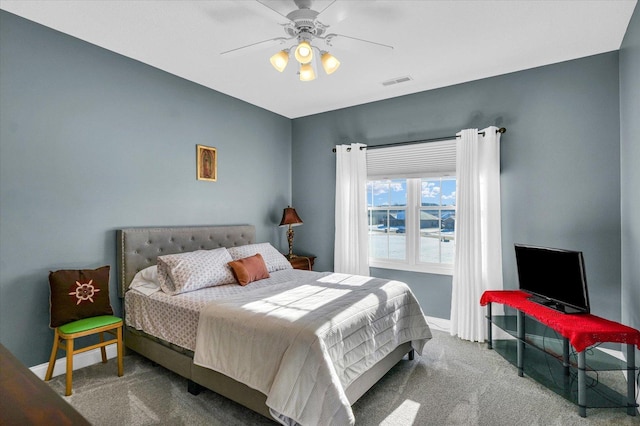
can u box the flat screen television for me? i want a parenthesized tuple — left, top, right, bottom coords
(514, 244, 590, 314)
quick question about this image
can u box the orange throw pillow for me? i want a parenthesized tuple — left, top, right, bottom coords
(228, 253, 270, 286)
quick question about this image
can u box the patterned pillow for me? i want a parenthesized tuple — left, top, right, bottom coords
(227, 243, 292, 273)
(157, 248, 236, 295)
(228, 253, 270, 286)
(49, 266, 114, 328)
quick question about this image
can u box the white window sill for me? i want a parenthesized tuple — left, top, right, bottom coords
(369, 260, 454, 276)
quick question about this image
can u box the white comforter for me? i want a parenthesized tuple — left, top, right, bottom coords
(193, 272, 431, 425)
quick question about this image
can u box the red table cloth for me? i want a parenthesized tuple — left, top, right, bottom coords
(480, 290, 640, 352)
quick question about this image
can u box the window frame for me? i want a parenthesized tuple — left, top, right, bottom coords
(368, 176, 456, 276)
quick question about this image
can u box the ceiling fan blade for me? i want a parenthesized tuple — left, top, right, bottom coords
(314, 0, 351, 24)
(325, 33, 394, 51)
(220, 37, 293, 55)
(255, 0, 294, 22)
(310, 0, 337, 16)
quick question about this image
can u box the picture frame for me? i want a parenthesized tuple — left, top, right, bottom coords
(196, 144, 217, 181)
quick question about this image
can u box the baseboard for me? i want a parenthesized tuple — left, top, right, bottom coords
(425, 316, 450, 333)
(427, 316, 514, 341)
(30, 345, 118, 380)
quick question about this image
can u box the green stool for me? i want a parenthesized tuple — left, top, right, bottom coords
(45, 315, 123, 396)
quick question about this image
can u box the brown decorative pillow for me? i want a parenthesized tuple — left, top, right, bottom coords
(49, 266, 114, 328)
(227, 253, 270, 286)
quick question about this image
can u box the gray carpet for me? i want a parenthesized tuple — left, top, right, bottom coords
(47, 331, 638, 425)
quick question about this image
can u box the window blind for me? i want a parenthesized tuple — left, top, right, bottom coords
(366, 139, 457, 179)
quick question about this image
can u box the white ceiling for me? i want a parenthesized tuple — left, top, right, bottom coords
(0, 0, 636, 119)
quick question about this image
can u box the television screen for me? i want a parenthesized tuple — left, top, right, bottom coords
(514, 244, 590, 314)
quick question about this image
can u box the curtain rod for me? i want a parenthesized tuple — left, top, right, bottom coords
(331, 127, 506, 152)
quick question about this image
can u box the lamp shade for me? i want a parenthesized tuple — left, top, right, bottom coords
(299, 63, 316, 81)
(270, 50, 289, 72)
(294, 40, 313, 64)
(279, 207, 303, 227)
(321, 51, 340, 74)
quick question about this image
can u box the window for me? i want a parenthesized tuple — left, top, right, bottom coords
(367, 176, 456, 274)
(365, 137, 457, 274)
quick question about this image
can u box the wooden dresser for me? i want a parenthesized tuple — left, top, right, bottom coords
(0, 343, 90, 425)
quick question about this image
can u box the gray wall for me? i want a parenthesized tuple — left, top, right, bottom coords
(620, 5, 640, 361)
(2, 8, 637, 368)
(291, 52, 624, 323)
(0, 11, 292, 366)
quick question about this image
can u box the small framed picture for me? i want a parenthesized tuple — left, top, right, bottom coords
(196, 144, 217, 181)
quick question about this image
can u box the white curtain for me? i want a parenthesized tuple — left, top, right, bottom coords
(450, 127, 503, 342)
(334, 143, 369, 276)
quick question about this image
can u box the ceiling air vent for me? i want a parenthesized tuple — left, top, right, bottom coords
(382, 76, 413, 87)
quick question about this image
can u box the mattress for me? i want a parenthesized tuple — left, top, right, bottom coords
(124, 268, 322, 351)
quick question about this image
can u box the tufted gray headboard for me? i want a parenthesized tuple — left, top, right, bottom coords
(116, 225, 255, 297)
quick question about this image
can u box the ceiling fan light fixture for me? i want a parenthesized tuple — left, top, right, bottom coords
(299, 63, 316, 82)
(321, 51, 340, 75)
(294, 40, 313, 64)
(270, 50, 290, 72)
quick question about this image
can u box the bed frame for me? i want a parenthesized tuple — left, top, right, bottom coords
(117, 225, 412, 420)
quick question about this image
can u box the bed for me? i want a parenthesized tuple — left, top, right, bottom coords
(117, 225, 431, 425)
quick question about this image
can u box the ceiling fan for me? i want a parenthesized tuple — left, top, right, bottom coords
(221, 0, 394, 81)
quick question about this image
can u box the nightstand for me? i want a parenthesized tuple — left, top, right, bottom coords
(287, 255, 316, 271)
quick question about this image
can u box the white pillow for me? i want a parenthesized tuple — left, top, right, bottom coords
(129, 265, 160, 296)
(157, 248, 236, 295)
(227, 243, 292, 273)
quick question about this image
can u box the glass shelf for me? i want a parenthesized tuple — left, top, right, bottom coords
(489, 315, 635, 372)
(492, 339, 630, 408)
(488, 314, 637, 411)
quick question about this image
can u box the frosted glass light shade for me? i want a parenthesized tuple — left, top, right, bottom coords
(294, 41, 313, 64)
(299, 63, 316, 81)
(300, 64, 316, 81)
(270, 50, 289, 72)
(321, 52, 340, 74)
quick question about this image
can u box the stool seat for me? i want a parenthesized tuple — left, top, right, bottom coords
(59, 315, 122, 335)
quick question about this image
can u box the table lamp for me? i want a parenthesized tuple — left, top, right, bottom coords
(279, 206, 303, 258)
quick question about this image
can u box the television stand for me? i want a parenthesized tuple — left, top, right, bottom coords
(480, 290, 640, 417)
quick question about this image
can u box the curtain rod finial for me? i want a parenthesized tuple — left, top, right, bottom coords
(497, 127, 506, 134)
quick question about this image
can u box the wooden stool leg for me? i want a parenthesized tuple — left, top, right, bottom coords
(65, 338, 74, 396)
(116, 325, 123, 377)
(99, 332, 107, 363)
(45, 329, 60, 381)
